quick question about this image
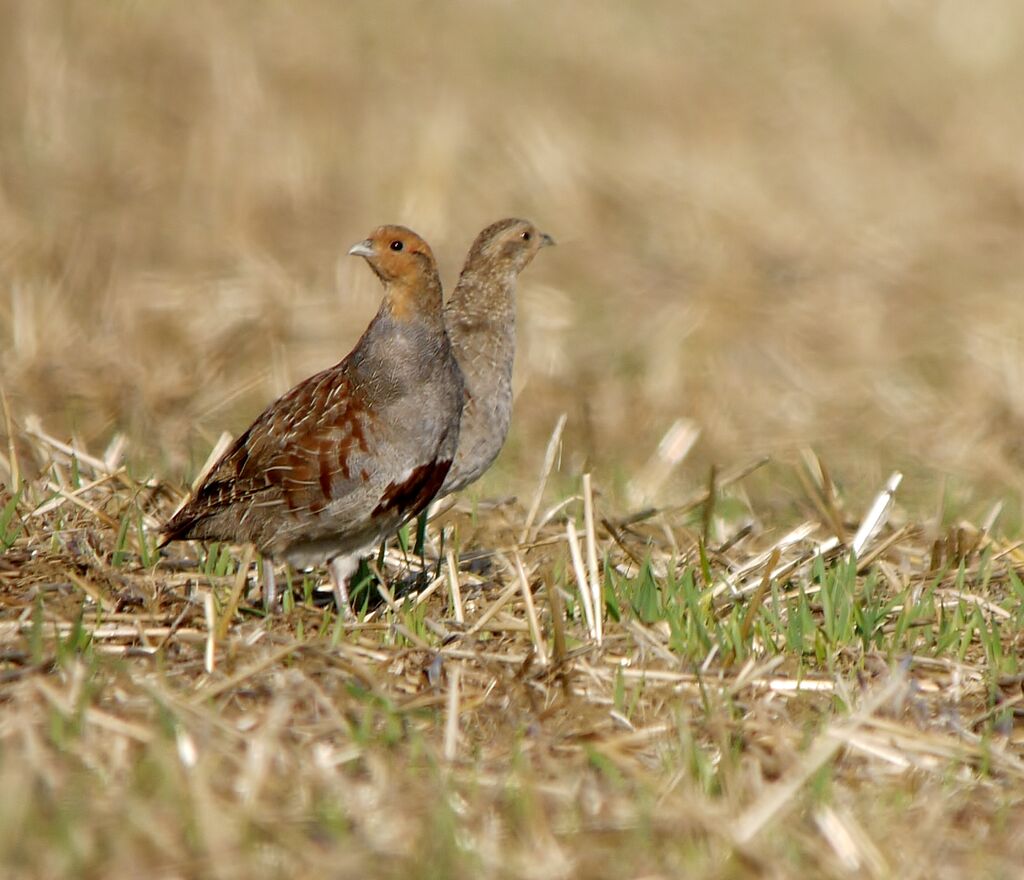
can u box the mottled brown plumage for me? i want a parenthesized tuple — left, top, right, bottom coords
(161, 225, 464, 614)
(441, 218, 554, 496)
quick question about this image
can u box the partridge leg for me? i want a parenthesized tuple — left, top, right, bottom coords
(329, 555, 358, 621)
(262, 557, 277, 610)
(414, 509, 429, 559)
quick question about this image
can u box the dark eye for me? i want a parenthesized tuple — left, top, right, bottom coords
(521, 231, 531, 241)
(390, 240, 404, 252)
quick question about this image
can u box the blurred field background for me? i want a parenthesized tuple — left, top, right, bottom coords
(4, 2, 1024, 878)
(4, 1, 1024, 514)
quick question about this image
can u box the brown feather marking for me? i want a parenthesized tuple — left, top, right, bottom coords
(336, 443, 351, 480)
(318, 441, 334, 501)
(281, 453, 314, 512)
(372, 459, 452, 519)
(254, 376, 372, 516)
(335, 413, 370, 480)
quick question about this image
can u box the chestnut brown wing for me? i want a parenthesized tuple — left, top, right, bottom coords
(162, 366, 373, 542)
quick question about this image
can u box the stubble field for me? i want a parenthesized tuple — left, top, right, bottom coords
(2, 2, 1024, 877)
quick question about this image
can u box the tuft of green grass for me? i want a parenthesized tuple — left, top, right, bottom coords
(0, 486, 24, 550)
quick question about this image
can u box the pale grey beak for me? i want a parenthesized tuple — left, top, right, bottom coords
(348, 240, 375, 258)
(540, 232, 555, 247)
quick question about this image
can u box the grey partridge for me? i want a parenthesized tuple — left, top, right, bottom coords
(161, 225, 464, 615)
(440, 218, 554, 496)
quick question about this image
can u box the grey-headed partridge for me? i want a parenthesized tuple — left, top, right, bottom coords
(161, 226, 464, 615)
(440, 218, 554, 496)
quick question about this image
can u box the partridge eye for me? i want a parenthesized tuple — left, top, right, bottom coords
(389, 240, 404, 252)
(521, 231, 531, 241)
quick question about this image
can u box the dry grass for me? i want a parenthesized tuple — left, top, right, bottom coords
(3, 1, 1024, 877)
(3, 419, 1024, 878)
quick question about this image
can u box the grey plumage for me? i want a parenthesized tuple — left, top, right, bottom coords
(441, 218, 554, 496)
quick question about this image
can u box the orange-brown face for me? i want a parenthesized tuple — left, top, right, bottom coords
(348, 225, 435, 286)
